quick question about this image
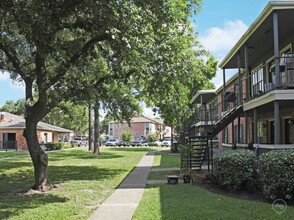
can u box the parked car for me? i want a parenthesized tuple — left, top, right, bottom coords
(148, 140, 162, 147)
(117, 140, 127, 147)
(105, 138, 120, 146)
(71, 137, 87, 147)
(162, 137, 171, 146)
(131, 136, 147, 146)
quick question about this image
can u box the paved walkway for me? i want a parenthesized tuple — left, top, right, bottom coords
(89, 151, 155, 220)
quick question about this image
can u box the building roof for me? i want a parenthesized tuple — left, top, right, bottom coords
(0, 112, 73, 133)
(190, 90, 217, 105)
(111, 115, 164, 125)
(219, 1, 294, 69)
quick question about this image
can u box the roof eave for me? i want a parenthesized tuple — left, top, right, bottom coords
(219, 1, 294, 69)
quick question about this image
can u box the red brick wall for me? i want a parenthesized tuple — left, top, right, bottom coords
(0, 129, 27, 150)
(217, 73, 248, 147)
(112, 122, 147, 139)
(0, 129, 57, 150)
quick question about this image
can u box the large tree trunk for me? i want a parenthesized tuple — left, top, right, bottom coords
(93, 102, 100, 155)
(24, 116, 48, 191)
(88, 103, 94, 151)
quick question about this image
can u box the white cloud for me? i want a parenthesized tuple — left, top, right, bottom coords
(0, 71, 10, 80)
(199, 20, 248, 60)
(199, 20, 248, 88)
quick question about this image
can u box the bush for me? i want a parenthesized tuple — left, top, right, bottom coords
(213, 150, 257, 191)
(259, 150, 294, 200)
(121, 131, 133, 144)
(147, 133, 158, 142)
(44, 142, 64, 151)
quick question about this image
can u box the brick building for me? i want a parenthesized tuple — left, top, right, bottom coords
(0, 112, 73, 150)
(108, 115, 171, 140)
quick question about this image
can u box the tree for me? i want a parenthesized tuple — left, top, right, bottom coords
(148, 133, 158, 143)
(0, 99, 25, 116)
(121, 131, 133, 145)
(0, 0, 209, 190)
(43, 102, 88, 135)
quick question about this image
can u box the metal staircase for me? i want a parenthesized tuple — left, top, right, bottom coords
(181, 86, 244, 172)
(189, 136, 207, 170)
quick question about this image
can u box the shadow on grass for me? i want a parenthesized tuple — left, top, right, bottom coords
(0, 160, 33, 170)
(0, 193, 69, 219)
(48, 166, 126, 183)
(0, 165, 127, 219)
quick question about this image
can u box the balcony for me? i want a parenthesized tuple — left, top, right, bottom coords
(247, 53, 294, 100)
(244, 54, 294, 110)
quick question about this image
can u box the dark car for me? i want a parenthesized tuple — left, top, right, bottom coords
(131, 136, 147, 146)
(117, 140, 127, 147)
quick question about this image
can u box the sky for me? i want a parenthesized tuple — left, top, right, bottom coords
(0, 0, 276, 116)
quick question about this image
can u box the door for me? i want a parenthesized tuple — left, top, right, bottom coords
(3, 133, 16, 149)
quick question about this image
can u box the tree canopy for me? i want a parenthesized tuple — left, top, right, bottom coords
(0, 0, 215, 190)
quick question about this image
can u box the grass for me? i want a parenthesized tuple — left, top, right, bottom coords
(133, 184, 294, 220)
(148, 170, 180, 180)
(148, 150, 180, 180)
(152, 152, 180, 168)
(135, 149, 294, 220)
(0, 151, 29, 159)
(0, 147, 156, 220)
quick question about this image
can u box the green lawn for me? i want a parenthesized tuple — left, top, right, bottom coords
(135, 150, 294, 220)
(152, 151, 180, 168)
(0, 147, 156, 220)
(133, 184, 294, 220)
(149, 151, 180, 180)
(0, 151, 29, 159)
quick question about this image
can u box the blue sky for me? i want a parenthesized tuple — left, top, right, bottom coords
(0, 0, 275, 112)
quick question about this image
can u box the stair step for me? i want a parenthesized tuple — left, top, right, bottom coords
(190, 160, 203, 162)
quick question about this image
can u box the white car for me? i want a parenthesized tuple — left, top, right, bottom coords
(105, 139, 120, 146)
(149, 140, 162, 147)
(162, 137, 171, 146)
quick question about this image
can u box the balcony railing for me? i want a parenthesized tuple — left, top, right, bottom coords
(191, 85, 244, 129)
(247, 53, 294, 100)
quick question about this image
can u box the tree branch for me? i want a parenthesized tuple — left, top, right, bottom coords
(48, 33, 110, 87)
(0, 43, 25, 78)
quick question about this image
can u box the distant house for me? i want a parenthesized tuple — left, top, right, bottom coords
(0, 112, 73, 150)
(108, 115, 171, 140)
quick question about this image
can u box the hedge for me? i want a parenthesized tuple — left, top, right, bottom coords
(259, 150, 294, 200)
(213, 149, 257, 191)
(44, 142, 64, 151)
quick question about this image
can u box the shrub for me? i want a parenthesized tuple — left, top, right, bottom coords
(121, 131, 133, 144)
(259, 150, 294, 200)
(213, 149, 257, 191)
(62, 143, 73, 149)
(179, 145, 191, 171)
(44, 142, 64, 151)
(147, 133, 158, 143)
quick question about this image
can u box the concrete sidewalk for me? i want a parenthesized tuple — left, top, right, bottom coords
(89, 151, 155, 220)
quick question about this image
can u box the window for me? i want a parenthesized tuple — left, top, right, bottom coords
(251, 66, 264, 96)
(234, 125, 244, 144)
(109, 123, 113, 136)
(144, 123, 150, 136)
(223, 127, 228, 144)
